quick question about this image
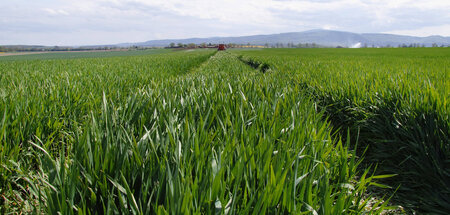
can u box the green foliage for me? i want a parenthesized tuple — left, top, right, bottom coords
(0, 49, 412, 214)
(0, 49, 172, 61)
(0, 50, 214, 213)
(233, 48, 449, 213)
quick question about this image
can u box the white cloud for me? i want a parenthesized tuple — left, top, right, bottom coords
(43, 8, 70, 16)
(1, 0, 449, 45)
(385, 24, 450, 37)
(322, 24, 338, 30)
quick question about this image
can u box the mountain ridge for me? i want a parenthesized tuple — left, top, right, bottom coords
(2, 30, 449, 48)
(125, 29, 450, 48)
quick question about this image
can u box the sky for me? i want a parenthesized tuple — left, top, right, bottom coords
(1, 0, 449, 46)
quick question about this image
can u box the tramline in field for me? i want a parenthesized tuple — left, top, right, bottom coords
(0, 48, 448, 214)
(232, 48, 449, 213)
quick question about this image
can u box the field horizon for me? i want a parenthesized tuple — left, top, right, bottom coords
(0, 48, 448, 214)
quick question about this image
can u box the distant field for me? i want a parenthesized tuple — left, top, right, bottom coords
(0, 49, 172, 61)
(232, 47, 449, 213)
(0, 48, 448, 214)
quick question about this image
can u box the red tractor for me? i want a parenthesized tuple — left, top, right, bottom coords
(218, 44, 226, 51)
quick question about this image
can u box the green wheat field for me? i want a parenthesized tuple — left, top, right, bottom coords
(0, 48, 448, 214)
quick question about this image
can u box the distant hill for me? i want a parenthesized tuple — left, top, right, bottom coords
(124, 29, 450, 48)
(2, 30, 449, 49)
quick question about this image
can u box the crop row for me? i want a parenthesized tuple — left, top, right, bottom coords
(233, 48, 449, 213)
(0, 50, 392, 214)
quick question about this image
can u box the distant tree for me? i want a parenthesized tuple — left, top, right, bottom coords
(177, 43, 183, 47)
(264, 43, 269, 48)
(432, 43, 438, 47)
(169, 42, 175, 48)
(187, 43, 196, 48)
